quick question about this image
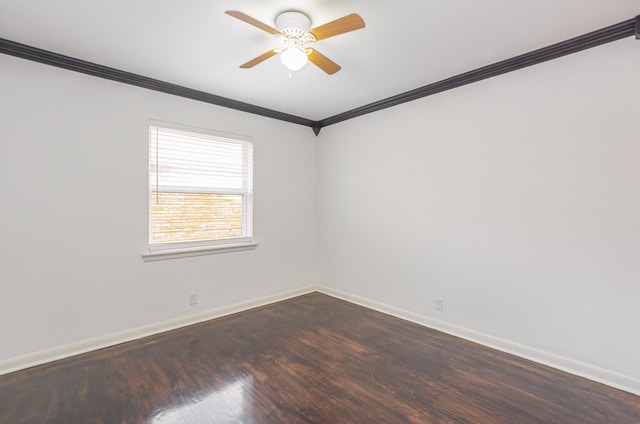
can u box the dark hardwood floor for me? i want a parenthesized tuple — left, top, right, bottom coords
(0, 292, 638, 423)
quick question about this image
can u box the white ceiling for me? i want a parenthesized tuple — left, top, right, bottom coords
(1, 1, 638, 121)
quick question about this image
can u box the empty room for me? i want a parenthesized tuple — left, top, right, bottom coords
(1, 1, 639, 423)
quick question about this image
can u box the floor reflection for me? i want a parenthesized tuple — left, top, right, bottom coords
(151, 376, 253, 423)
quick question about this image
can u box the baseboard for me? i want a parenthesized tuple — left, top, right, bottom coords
(4, 284, 639, 396)
(317, 285, 640, 397)
(0, 285, 316, 376)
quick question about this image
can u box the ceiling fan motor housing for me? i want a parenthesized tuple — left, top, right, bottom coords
(276, 11, 312, 32)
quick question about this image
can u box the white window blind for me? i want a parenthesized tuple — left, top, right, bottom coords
(149, 123, 253, 250)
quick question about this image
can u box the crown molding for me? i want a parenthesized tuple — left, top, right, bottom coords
(318, 17, 637, 127)
(0, 38, 316, 128)
(1, 16, 637, 136)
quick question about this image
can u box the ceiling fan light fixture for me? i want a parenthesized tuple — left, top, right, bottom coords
(280, 46, 308, 71)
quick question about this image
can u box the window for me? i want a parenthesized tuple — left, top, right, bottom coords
(147, 122, 253, 257)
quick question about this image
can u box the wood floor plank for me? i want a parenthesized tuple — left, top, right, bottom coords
(0, 292, 638, 423)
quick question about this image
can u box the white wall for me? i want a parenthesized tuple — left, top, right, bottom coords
(0, 54, 316, 364)
(316, 38, 640, 380)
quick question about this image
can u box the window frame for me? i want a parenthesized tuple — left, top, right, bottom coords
(143, 120, 256, 261)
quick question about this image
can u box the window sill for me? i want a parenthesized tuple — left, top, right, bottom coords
(142, 242, 257, 262)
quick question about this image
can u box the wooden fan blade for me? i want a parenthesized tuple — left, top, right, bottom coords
(308, 49, 341, 75)
(225, 10, 280, 35)
(240, 50, 278, 68)
(310, 13, 365, 41)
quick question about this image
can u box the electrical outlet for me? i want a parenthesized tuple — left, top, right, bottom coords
(436, 297, 444, 311)
(189, 292, 198, 305)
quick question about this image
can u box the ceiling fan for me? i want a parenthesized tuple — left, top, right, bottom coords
(225, 10, 365, 75)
